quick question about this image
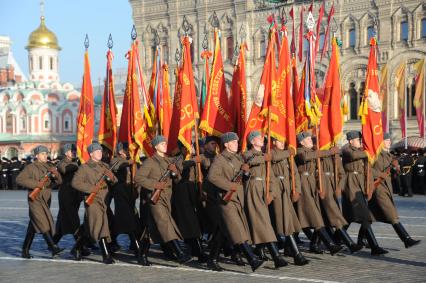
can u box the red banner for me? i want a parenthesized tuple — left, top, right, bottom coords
(159, 64, 172, 139)
(76, 50, 94, 164)
(414, 59, 425, 137)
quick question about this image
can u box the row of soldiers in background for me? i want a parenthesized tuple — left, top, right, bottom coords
(16, 130, 422, 272)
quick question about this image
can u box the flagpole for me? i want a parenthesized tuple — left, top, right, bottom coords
(423, 58, 425, 144)
(405, 61, 408, 150)
(266, 106, 272, 205)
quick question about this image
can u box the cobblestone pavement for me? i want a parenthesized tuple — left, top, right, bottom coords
(0, 190, 425, 283)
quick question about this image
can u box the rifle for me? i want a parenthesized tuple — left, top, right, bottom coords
(85, 160, 120, 206)
(373, 159, 399, 189)
(223, 155, 255, 203)
(150, 155, 183, 205)
(29, 166, 58, 201)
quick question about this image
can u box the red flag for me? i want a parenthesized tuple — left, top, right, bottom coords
(395, 62, 407, 138)
(200, 30, 233, 136)
(168, 36, 199, 154)
(379, 64, 389, 133)
(98, 50, 118, 157)
(119, 41, 151, 161)
(76, 50, 95, 164)
(289, 7, 296, 54)
(298, 6, 305, 62)
(146, 47, 159, 128)
(243, 28, 277, 150)
(159, 64, 172, 139)
(319, 37, 343, 150)
(230, 42, 248, 141)
(315, 2, 325, 57)
(295, 62, 309, 133)
(413, 59, 425, 137)
(321, 4, 335, 62)
(359, 38, 383, 163)
(274, 26, 297, 149)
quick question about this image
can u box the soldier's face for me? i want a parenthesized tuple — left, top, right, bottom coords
(204, 141, 218, 153)
(301, 137, 313, 149)
(225, 140, 239, 153)
(274, 140, 285, 150)
(251, 135, 264, 148)
(65, 150, 74, 159)
(36, 152, 48, 163)
(90, 150, 103, 162)
(155, 142, 168, 154)
(384, 139, 391, 150)
(350, 138, 361, 148)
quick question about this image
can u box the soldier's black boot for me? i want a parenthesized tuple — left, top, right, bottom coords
(293, 232, 304, 245)
(52, 231, 62, 245)
(140, 237, 152, 266)
(22, 223, 35, 259)
(357, 227, 369, 248)
(317, 228, 343, 255)
(254, 244, 269, 261)
(282, 234, 295, 257)
(99, 238, 115, 264)
(186, 238, 208, 263)
(309, 231, 324, 254)
(336, 229, 363, 254)
(302, 228, 313, 241)
(170, 240, 191, 264)
(240, 241, 264, 272)
(266, 242, 288, 268)
(129, 233, 149, 266)
(287, 235, 309, 266)
(207, 239, 223, 271)
(70, 230, 85, 261)
(231, 245, 245, 266)
(42, 232, 64, 257)
(277, 234, 286, 250)
(364, 227, 388, 256)
(392, 222, 421, 248)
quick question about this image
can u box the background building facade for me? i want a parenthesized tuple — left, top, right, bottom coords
(129, 0, 426, 140)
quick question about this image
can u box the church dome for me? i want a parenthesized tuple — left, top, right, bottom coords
(26, 16, 61, 50)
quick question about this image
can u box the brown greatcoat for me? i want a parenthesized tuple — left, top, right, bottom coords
(72, 159, 117, 241)
(56, 157, 82, 235)
(243, 149, 277, 244)
(369, 150, 399, 224)
(270, 148, 302, 236)
(173, 155, 202, 239)
(16, 161, 63, 234)
(207, 150, 251, 245)
(110, 156, 140, 235)
(295, 147, 325, 229)
(341, 144, 373, 226)
(134, 153, 182, 243)
(319, 154, 348, 229)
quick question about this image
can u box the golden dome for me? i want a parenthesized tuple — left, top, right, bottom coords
(26, 16, 61, 50)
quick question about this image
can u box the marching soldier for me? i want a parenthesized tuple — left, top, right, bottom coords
(173, 142, 206, 263)
(341, 131, 387, 255)
(17, 145, 64, 258)
(398, 152, 415, 197)
(370, 133, 420, 248)
(53, 144, 87, 260)
(295, 132, 342, 255)
(1, 157, 10, 190)
(110, 142, 149, 265)
(318, 145, 363, 253)
(72, 143, 118, 264)
(10, 157, 22, 190)
(208, 132, 264, 272)
(413, 150, 425, 195)
(269, 137, 309, 265)
(244, 131, 287, 268)
(134, 135, 191, 264)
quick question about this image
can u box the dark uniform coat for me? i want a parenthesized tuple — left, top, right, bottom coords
(270, 148, 302, 236)
(295, 147, 325, 229)
(319, 154, 348, 229)
(72, 159, 117, 241)
(16, 161, 63, 234)
(207, 150, 251, 245)
(173, 156, 202, 239)
(341, 144, 373, 226)
(134, 153, 182, 243)
(110, 156, 140, 235)
(242, 149, 277, 244)
(369, 150, 399, 224)
(56, 157, 81, 235)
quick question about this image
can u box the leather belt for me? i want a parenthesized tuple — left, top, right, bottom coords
(251, 177, 265, 181)
(277, 175, 285, 180)
(301, 172, 312, 176)
(324, 172, 334, 176)
(348, 171, 360, 175)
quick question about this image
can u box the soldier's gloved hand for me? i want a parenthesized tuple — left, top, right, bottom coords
(263, 153, 272, 162)
(330, 146, 340, 155)
(104, 170, 115, 182)
(241, 163, 250, 173)
(154, 181, 167, 190)
(289, 147, 296, 156)
(48, 167, 59, 178)
(167, 164, 178, 174)
(192, 155, 202, 163)
(230, 182, 240, 191)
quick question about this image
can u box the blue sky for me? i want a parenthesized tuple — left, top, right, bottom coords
(1, 0, 134, 87)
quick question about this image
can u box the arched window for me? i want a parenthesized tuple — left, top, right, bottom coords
(63, 112, 72, 132)
(422, 19, 426, 38)
(226, 36, 234, 61)
(30, 56, 33, 71)
(42, 111, 51, 130)
(319, 33, 325, 51)
(349, 29, 356, 47)
(407, 79, 417, 118)
(5, 110, 13, 133)
(259, 37, 266, 58)
(162, 44, 169, 64)
(349, 82, 359, 120)
(50, 57, 54, 70)
(367, 26, 375, 42)
(39, 56, 43, 70)
(401, 21, 408, 41)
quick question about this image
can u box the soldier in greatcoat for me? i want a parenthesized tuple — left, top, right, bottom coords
(207, 132, 264, 272)
(341, 131, 388, 255)
(370, 133, 420, 249)
(295, 132, 342, 255)
(134, 135, 191, 264)
(270, 137, 309, 265)
(72, 143, 118, 264)
(17, 145, 64, 258)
